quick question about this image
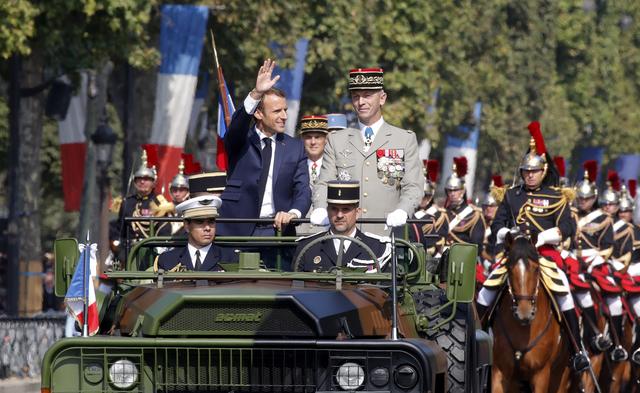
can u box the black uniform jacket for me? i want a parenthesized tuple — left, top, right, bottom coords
(292, 229, 387, 272)
(572, 209, 614, 254)
(157, 243, 238, 271)
(445, 202, 486, 253)
(491, 185, 574, 240)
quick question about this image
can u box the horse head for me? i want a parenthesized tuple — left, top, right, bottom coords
(504, 231, 540, 325)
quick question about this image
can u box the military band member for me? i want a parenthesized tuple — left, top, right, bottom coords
(414, 159, 448, 256)
(477, 121, 589, 372)
(297, 115, 329, 235)
(310, 68, 425, 234)
(326, 113, 347, 132)
(115, 148, 173, 247)
(156, 192, 236, 272)
(293, 181, 390, 273)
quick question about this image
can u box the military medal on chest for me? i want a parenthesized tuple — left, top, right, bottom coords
(376, 148, 404, 188)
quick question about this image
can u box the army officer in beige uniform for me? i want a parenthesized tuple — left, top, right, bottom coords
(310, 68, 424, 235)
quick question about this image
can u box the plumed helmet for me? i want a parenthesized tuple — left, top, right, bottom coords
(554, 156, 569, 187)
(133, 145, 157, 181)
(599, 169, 620, 206)
(576, 160, 598, 199)
(423, 159, 440, 196)
(482, 175, 504, 206)
(445, 156, 467, 191)
(519, 121, 547, 174)
(170, 159, 189, 189)
(618, 183, 634, 212)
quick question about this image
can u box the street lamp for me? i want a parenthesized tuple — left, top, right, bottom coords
(91, 122, 117, 271)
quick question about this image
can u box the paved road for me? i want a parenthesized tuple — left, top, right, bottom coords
(0, 377, 39, 393)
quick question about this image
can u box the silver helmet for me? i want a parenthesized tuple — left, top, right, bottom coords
(482, 175, 504, 207)
(599, 170, 621, 206)
(133, 148, 157, 180)
(576, 160, 598, 199)
(618, 184, 634, 212)
(170, 159, 189, 189)
(444, 156, 467, 191)
(519, 122, 547, 177)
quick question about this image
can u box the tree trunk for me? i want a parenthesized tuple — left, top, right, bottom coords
(17, 53, 45, 315)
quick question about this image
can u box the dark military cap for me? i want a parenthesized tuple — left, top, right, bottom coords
(349, 68, 384, 90)
(299, 115, 328, 135)
(188, 172, 227, 196)
(327, 180, 360, 204)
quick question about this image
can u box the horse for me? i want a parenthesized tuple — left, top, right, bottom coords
(490, 234, 570, 393)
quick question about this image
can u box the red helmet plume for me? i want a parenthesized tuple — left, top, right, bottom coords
(527, 121, 546, 155)
(583, 160, 598, 183)
(426, 159, 440, 183)
(141, 144, 159, 168)
(553, 156, 566, 178)
(608, 170, 621, 192)
(491, 174, 504, 187)
(453, 156, 468, 178)
(629, 179, 637, 198)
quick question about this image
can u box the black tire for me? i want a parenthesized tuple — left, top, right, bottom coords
(412, 288, 476, 393)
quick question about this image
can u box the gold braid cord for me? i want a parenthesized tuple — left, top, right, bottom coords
(515, 192, 567, 232)
(490, 185, 507, 204)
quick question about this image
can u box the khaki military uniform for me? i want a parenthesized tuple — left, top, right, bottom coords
(313, 123, 424, 235)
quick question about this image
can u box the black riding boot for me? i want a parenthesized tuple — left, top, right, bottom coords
(563, 310, 590, 373)
(582, 306, 612, 353)
(631, 319, 640, 365)
(610, 315, 629, 362)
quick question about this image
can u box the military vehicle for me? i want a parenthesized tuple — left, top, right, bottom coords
(42, 218, 492, 392)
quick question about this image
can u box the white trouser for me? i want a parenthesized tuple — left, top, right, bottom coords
(606, 295, 623, 317)
(630, 295, 640, 319)
(477, 268, 575, 312)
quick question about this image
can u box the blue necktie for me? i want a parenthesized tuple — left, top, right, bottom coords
(364, 127, 373, 141)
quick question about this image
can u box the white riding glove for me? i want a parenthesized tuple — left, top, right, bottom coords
(386, 209, 408, 227)
(535, 227, 562, 248)
(309, 207, 329, 226)
(496, 227, 510, 245)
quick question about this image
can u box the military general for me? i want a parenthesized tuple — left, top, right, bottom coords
(310, 68, 424, 235)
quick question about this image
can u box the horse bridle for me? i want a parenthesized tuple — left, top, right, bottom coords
(506, 259, 540, 322)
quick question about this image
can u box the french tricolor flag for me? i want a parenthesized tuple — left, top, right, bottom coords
(64, 243, 99, 336)
(149, 5, 209, 195)
(57, 73, 88, 211)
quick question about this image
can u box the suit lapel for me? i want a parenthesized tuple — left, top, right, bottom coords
(273, 133, 286, 185)
(320, 238, 339, 267)
(344, 229, 367, 261)
(366, 122, 391, 158)
(199, 246, 221, 271)
(347, 128, 368, 158)
(179, 247, 193, 270)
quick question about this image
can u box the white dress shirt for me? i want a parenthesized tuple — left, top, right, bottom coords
(330, 227, 357, 255)
(307, 157, 323, 184)
(358, 116, 385, 143)
(187, 243, 212, 270)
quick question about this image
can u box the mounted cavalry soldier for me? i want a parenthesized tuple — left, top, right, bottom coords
(414, 159, 448, 256)
(293, 180, 391, 273)
(616, 180, 640, 364)
(115, 147, 173, 247)
(476, 121, 590, 373)
(562, 166, 627, 362)
(310, 67, 425, 235)
(443, 156, 487, 282)
(479, 175, 506, 281)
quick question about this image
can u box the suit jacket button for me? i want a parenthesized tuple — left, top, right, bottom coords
(365, 177, 369, 181)
(366, 161, 370, 166)
(364, 192, 368, 197)
(363, 208, 368, 213)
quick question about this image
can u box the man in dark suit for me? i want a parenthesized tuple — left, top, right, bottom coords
(218, 59, 311, 238)
(293, 181, 390, 273)
(156, 191, 236, 271)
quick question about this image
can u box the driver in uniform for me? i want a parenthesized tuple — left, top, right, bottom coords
(476, 121, 590, 373)
(293, 180, 390, 272)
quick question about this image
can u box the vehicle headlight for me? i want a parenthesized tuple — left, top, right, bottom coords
(336, 362, 365, 390)
(108, 359, 138, 389)
(394, 364, 418, 389)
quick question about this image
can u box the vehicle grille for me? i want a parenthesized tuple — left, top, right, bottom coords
(158, 302, 315, 337)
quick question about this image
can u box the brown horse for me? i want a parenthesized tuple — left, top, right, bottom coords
(491, 235, 570, 393)
(598, 310, 634, 392)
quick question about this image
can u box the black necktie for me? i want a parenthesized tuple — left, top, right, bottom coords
(257, 138, 273, 206)
(194, 250, 202, 270)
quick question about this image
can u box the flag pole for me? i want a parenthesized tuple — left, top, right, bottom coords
(209, 29, 232, 127)
(82, 231, 90, 337)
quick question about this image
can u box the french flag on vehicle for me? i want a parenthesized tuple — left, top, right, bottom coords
(64, 243, 99, 336)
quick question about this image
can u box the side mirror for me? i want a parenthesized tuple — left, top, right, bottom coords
(54, 238, 79, 297)
(445, 243, 477, 303)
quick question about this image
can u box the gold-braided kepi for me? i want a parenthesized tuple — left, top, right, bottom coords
(299, 115, 328, 135)
(349, 68, 384, 90)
